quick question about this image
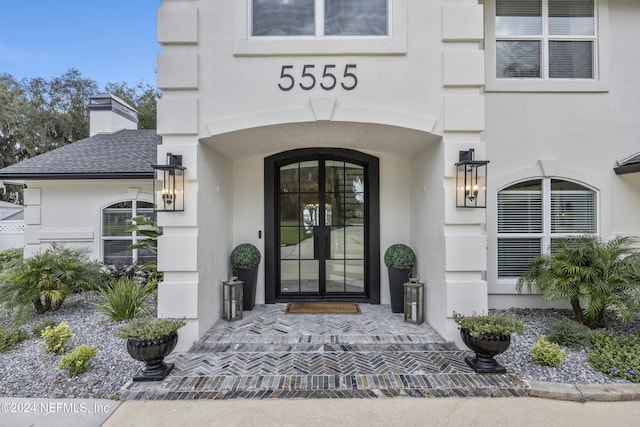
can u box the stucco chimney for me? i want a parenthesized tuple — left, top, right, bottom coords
(88, 93, 138, 136)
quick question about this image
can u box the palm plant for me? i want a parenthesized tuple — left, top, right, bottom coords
(517, 235, 640, 328)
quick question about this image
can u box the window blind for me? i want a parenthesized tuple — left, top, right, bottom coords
(498, 238, 542, 277)
(549, 0, 594, 35)
(496, 0, 542, 36)
(498, 190, 543, 233)
(550, 190, 596, 233)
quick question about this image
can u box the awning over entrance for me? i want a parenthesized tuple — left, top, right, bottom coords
(614, 151, 640, 175)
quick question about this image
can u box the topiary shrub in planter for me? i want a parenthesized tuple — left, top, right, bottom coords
(230, 243, 261, 311)
(115, 317, 186, 382)
(384, 244, 416, 313)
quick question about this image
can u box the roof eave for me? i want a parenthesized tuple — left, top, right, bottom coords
(0, 173, 153, 180)
(614, 163, 640, 175)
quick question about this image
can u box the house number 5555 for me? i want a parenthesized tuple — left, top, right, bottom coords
(278, 64, 358, 92)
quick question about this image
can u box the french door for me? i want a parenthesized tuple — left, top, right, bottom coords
(265, 148, 380, 303)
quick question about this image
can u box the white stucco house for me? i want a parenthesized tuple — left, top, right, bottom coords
(2, 0, 640, 352)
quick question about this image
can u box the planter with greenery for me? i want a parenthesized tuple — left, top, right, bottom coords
(383, 244, 416, 313)
(115, 317, 186, 381)
(230, 243, 261, 311)
(453, 312, 525, 373)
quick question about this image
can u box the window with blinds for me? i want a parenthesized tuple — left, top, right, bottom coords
(496, 0, 595, 79)
(497, 178, 596, 278)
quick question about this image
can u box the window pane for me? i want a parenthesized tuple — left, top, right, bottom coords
(549, 41, 593, 79)
(498, 185, 543, 233)
(103, 203, 132, 237)
(496, 0, 542, 36)
(498, 238, 542, 277)
(551, 180, 596, 233)
(252, 0, 315, 36)
(497, 41, 541, 78)
(549, 0, 594, 35)
(104, 240, 133, 265)
(325, 0, 388, 36)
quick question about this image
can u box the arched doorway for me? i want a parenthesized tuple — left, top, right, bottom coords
(265, 148, 380, 303)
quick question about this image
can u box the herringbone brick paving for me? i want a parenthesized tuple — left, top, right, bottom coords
(120, 304, 527, 400)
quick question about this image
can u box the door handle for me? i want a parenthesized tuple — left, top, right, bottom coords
(324, 227, 331, 260)
(313, 226, 320, 260)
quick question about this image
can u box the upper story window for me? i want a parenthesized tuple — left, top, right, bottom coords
(102, 201, 156, 266)
(496, 0, 595, 80)
(497, 178, 597, 278)
(251, 0, 389, 37)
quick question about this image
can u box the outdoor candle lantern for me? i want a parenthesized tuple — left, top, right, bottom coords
(455, 148, 489, 208)
(403, 278, 424, 325)
(223, 277, 243, 321)
(152, 153, 185, 212)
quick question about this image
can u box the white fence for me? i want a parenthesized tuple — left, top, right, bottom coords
(0, 221, 25, 251)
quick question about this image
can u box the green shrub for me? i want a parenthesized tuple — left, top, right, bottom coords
(0, 244, 107, 319)
(115, 317, 186, 341)
(31, 317, 58, 336)
(230, 244, 261, 269)
(39, 320, 73, 354)
(59, 345, 98, 377)
(544, 317, 593, 349)
(0, 247, 23, 271)
(453, 311, 525, 337)
(384, 244, 416, 270)
(530, 335, 566, 367)
(588, 331, 640, 382)
(0, 327, 28, 352)
(95, 278, 153, 321)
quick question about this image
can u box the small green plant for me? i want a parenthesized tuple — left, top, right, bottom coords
(530, 335, 566, 367)
(59, 345, 98, 377)
(95, 278, 153, 321)
(589, 331, 640, 382)
(115, 317, 186, 341)
(0, 327, 28, 352)
(0, 247, 23, 271)
(31, 317, 58, 336)
(230, 244, 261, 269)
(544, 317, 592, 349)
(124, 216, 162, 277)
(384, 244, 416, 270)
(453, 311, 525, 337)
(39, 320, 73, 354)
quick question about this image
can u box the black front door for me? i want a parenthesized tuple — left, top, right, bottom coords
(265, 148, 380, 303)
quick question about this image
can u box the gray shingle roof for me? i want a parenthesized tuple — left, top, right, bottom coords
(0, 130, 160, 179)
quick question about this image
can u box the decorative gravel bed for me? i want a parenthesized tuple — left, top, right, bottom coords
(0, 297, 637, 400)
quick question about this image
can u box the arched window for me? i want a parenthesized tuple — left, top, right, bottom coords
(102, 201, 156, 265)
(497, 178, 597, 278)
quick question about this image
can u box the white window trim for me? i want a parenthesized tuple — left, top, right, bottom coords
(496, 178, 600, 284)
(485, 0, 610, 92)
(101, 200, 154, 265)
(233, 0, 407, 56)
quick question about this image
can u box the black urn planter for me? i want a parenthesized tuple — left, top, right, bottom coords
(388, 267, 411, 313)
(126, 332, 178, 382)
(460, 328, 511, 374)
(237, 267, 258, 311)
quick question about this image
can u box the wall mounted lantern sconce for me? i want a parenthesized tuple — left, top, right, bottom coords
(455, 149, 489, 208)
(152, 153, 185, 212)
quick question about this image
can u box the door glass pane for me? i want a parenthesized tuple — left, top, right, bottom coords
(280, 163, 299, 193)
(280, 194, 300, 223)
(252, 0, 315, 36)
(326, 260, 345, 292)
(497, 40, 541, 78)
(330, 226, 345, 260)
(345, 260, 365, 292)
(344, 226, 364, 258)
(300, 260, 319, 292)
(280, 227, 302, 259)
(325, 0, 388, 36)
(280, 260, 300, 293)
(299, 161, 319, 193)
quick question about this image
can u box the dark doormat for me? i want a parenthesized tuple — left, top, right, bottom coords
(284, 302, 362, 314)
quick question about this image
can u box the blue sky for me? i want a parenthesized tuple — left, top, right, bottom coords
(0, 1, 161, 89)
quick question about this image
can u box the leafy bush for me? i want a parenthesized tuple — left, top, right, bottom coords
(0, 244, 107, 320)
(589, 331, 640, 382)
(544, 317, 592, 349)
(530, 335, 566, 367)
(518, 235, 640, 328)
(39, 320, 73, 354)
(31, 317, 58, 336)
(230, 244, 261, 269)
(59, 345, 98, 377)
(115, 317, 186, 341)
(0, 327, 28, 352)
(95, 278, 153, 321)
(0, 247, 23, 271)
(453, 312, 525, 337)
(124, 216, 162, 277)
(384, 244, 416, 270)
